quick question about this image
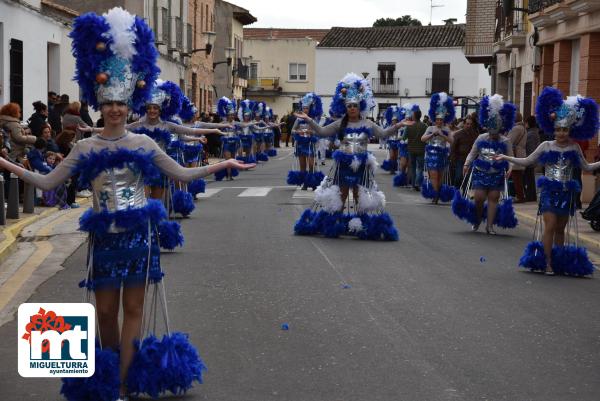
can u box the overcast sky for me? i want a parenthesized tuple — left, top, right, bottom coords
(230, 0, 467, 28)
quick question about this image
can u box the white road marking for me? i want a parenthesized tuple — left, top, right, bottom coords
(196, 188, 223, 198)
(237, 187, 273, 197)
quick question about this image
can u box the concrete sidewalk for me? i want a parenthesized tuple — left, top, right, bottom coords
(513, 200, 600, 252)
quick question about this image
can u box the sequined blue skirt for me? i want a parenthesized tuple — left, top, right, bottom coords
(183, 143, 203, 163)
(240, 135, 253, 150)
(425, 145, 449, 170)
(539, 189, 576, 216)
(80, 226, 162, 290)
(398, 142, 408, 158)
(253, 132, 264, 143)
(471, 168, 504, 191)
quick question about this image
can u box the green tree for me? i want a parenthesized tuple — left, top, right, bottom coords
(373, 15, 422, 27)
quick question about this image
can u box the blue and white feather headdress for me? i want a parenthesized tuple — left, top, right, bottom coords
(330, 73, 375, 118)
(402, 103, 421, 119)
(253, 101, 266, 118)
(238, 99, 254, 120)
(300, 92, 323, 119)
(263, 106, 274, 121)
(535, 86, 599, 140)
(428, 92, 455, 124)
(141, 79, 184, 120)
(384, 105, 405, 126)
(478, 94, 516, 134)
(70, 7, 160, 111)
(217, 96, 237, 117)
(179, 95, 197, 121)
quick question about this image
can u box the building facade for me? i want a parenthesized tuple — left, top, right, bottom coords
(214, 0, 255, 104)
(0, 0, 79, 119)
(316, 24, 491, 120)
(186, 0, 215, 116)
(243, 28, 329, 119)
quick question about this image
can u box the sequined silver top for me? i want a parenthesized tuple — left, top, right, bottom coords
(465, 133, 514, 172)
(423, 126, 451, 149)
(22, 132, 211, 204)
(504, 141, 600, 174)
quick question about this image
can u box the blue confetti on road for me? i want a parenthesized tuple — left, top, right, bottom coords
(281, 323, 289, 330)
(342, 284, 351, 289)
(480, 256, 486, 263)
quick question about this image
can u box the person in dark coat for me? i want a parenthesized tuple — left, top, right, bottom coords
(47, 94, 69, 135)
(28, 101, 48, 137)
(80, 101, 94, 127)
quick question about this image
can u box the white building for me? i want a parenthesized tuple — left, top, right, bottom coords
(0, 0, 79, 119)
(243, 28, 329, 119)
(315, 24, 491, 119)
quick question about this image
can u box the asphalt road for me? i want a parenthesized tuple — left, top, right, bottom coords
(1, 146, 600, 401)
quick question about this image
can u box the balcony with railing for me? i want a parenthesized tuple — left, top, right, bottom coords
(494, 0, 528, 53)
(425, 78, 454, 96)
(371, 78, 400, 95)
(247, 77, 282, 95)
(528, 0, 600, 27)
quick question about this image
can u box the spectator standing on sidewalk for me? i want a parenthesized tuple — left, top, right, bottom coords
(48, 94, 69, 135)
(450, 116, 478, 187)
(406, 108, 427, 190)
(524, 116, 541, 202)
(285, 111, 297, 147)
(507, 112, 527, 202)
(62, 101, 93, 141)
(27, 101, 48, 137)
(0, 103, 37, 163)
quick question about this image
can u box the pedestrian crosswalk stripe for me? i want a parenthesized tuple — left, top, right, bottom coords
(238, 187, 273, 197)
(196, 188, 223, 198)
(292, 189, 315, 199)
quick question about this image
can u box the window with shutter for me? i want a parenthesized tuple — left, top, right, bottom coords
(431, 63, 450, 93)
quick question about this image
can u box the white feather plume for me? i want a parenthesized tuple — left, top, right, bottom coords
(348, 217, 363, 233)
(367, 153, 379, 170)
(315, 184, 343, 213)
(357, 185, 386, 212)
(565, 96, 580, 107)
(488, 94, 504, 116)
(350, 156, 361, 172)
(438, 92, 448, 105)
(103, 7, 137, 60)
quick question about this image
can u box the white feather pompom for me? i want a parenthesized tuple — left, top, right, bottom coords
(357, 185, 386, 212)
(348, 217, 363, 233)
(315, 184, 343, 213)
(488, 94, 504, 116)
(350, 156, 361, 172)
(367, 153, 379, 170)
(334, 139, 341, 147)
(439, 92, 448, 105)
(103, 7, 137, 60)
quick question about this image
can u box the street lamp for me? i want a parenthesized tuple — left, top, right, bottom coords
(213, 47, 235, 69)
(188, 31, 216, 55)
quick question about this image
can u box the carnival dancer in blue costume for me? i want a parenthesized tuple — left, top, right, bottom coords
(420, 92, 456, 204)
(452, 94, 518, 234)
(123, 80, 223, 203)
(237, 99, 257, 164)
(215, 96, 241, 181)
(381, 105, 403, 174)
(292, 73, 402, 240)
(287, 92, 325, 190)
(393, 103, 417, 187)
(4, 9, 255, 401)
(497, 87, 600, 276)
(262, 106, 279, 157)
(251, 101, 270, 161)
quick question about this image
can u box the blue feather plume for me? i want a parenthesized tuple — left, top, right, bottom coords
(61, 347, 120, 401)
(179, 95, 197, 121)
(536, 87, 564, 135)
(130, 16, 161, 113)
(127, 332, 207, 398)
(439, 184, 455, 202)
(494, 198, 518, 228)
(501, 102, 517, 132)
(287, 170, 306, 186)
(267, 149, 277, 156)
(188, 179, 206, 196)
(321, 212, 347, 238)
(172, 189, 195, 216)
(79, 199, 166, 235)
(157, 81, 184, 120)
(214, 169, 226, 181)
(428, 92, 455, 124)
(571, 96, 600, 140)
(158, 220, 184, 250)
(294, 209, 318, 235)
(551, 245, 595, 276)
(381, 159, 398, 172)
(421, 181, 436, 199)
(451, 191, 478, 225)
(305, 171, 325, 189)
(257, 152, 269, 162)
(519, 241, 547, 271)
(393, 171, 407, 187)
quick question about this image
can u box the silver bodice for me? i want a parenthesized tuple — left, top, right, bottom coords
(340, 131, 369, 154)
(545, 156, 573, 183)
(428, 134, 447, 148)
(91, 167, 146, 231)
